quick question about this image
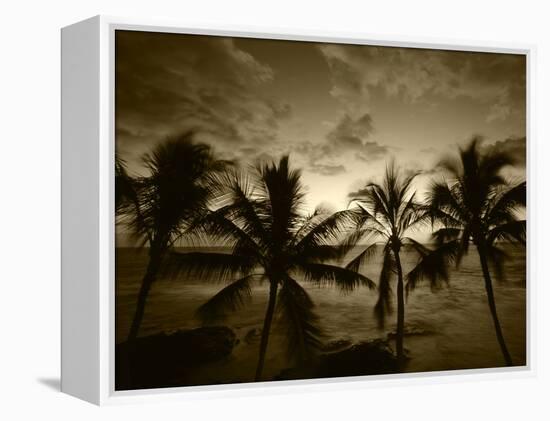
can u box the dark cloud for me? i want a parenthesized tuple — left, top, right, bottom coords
(114, 31, 526, 217)
(243, 149, 278, 166)
(327, 113, 374, 149)
(318, 44, 526, 123)
(397, 137, 527, 180)
(485, 136, 526, 168)
(326, 113, 388, 161)
(268, 101, 292, 121)
(355, 141, 391, 162)
(347, 186, 370, 198)
(115, 30, 291, 171)
(309, 163, 346, 176)
(293, 112, 388, 174)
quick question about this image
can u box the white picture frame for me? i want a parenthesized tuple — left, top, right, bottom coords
(61, 15, 535, 406)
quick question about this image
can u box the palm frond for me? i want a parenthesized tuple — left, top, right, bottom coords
(212, 169, 270, 246)
(397, 192, 417, 233)
(406, 239, 460, 295)
(189, 208, 262, 257)
(258, 155, 305, 247)
(398, 171, 419, 204)
(479, 144, 516, 188)
(487, 220, 526, 246)
(351, 201, 390, 235)
(295, 208, 363, 260)
(427, 180, 466, 227)
(195, 274, 255, 322)
(277, 276, 323, 361)
(383, 162, 400, 221)
(370, 183, 393, 226)
(297, 262, 376, 293)
(344, 242, 379, 274)
(292, 207, 327, 243)
(400, 202, 431, 235)
(115, 153, 138, 214)
(486, 181, 526, 226)
(485, 245, 509, 283)
(432, 227, 462, 245)
(317, 224, 377, 264)
(127, 133, 230, 249)
(119, 177, 154, 247)
(162, 251, 256, 283)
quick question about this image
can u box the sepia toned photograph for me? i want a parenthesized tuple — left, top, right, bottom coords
(114, 30, 527, 391)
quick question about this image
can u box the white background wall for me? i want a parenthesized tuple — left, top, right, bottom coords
(1, 0, 548, 419)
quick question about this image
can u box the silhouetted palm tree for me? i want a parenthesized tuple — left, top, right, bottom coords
(165, 156, 375, 381)
(347, 162, 431, 366)
(412, 137, 526, 366)
(121, 133, 230, 342)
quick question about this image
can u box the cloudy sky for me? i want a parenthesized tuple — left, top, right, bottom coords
(115, 30, 526, 215)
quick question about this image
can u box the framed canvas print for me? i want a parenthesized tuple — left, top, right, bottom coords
(61, 16, 533, 405)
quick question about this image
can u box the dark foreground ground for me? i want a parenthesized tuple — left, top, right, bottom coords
(116, 326, 399, 390)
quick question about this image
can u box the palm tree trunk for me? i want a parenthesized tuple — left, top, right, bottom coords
(476, 244, 513, 366)
(393, 249, 405, 368)
(255, 280, 279, 381)
(126, 250, 162, 343)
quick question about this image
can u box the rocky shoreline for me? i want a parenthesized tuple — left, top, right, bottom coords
(116, 326, 400, 390)
(275, 339, 399, 381)
(116, 326, 237, 390)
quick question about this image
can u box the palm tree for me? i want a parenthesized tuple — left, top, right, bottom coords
(416, 137, 526, 366)
(121, 132, 230, 342)
(346, 162, 432, 367)
(165, 156, 375, 381)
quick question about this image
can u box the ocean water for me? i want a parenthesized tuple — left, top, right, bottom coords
(115, 244, 526, 384)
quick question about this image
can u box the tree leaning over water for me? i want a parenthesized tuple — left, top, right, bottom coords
(164, 156, 375, 381)
(120, 133, 230, 342)
(411, 137, 526, 366)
